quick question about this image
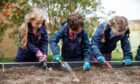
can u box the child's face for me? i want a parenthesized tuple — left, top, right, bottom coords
(110, 20, 128, 36)
(111, 27, 127, 36)
(31, 19, 44, 30)
(69, 27, 82, 34)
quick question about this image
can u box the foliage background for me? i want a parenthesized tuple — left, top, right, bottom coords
(0, 0, 118, 61)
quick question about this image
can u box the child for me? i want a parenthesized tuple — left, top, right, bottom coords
(136, 45, 140, 61)
(50, 12, 91, 71)
(91, 16, 133, 65)
(16, 8, 48, 62)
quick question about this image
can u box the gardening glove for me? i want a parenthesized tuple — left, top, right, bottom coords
(36, 50, 43, 57)
(39, 55, 47, 62)
(83, 62, 90, 71)
(97, 56, 105, 63)
(36, 50, 47, 62)
(53, 54, 61, 62)
(123, 59, 132, 65)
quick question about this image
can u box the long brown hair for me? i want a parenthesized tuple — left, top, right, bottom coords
(101, 16, 130, 43)
(19, 8, 48, 49)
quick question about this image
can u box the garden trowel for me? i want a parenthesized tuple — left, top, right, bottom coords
(42, 61, 53, 71)
(57, 61, 72, 72)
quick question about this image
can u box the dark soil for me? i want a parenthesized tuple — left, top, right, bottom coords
(0, 66, 140, 84)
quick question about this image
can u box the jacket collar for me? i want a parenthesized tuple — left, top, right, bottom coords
(62, 22, 84, 36)
(28, 23, 45, 34)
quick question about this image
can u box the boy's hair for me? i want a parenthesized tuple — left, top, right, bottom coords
(67, 12, 84, 31)
(19, 8, 47, 49)
(101, 16, 130, 43)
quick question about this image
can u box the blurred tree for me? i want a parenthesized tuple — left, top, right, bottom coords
(0, 0, 114, 57)
(32, 0, 102, 37)
(0, 0, 115, 42)
(0, 0, 114, 41)
(0, 0, 31, 43)
(0, 0, 31, 59)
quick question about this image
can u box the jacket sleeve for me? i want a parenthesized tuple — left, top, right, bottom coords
(91, 23, 105, 57)
(49, 26, 65, 55)
(83, 30, 92, 62)
(27, 42, 39, 54)
(40, 28, 48, 55)
(26, 28, 48, 55)
(121, 35, 133, 60)
(136, 45, 140, 60)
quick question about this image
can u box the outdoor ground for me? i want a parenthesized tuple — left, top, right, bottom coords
(0, 66, 140, 84)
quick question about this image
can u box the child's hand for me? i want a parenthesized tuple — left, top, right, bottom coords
(83, 61, 90, 71)
(97, 56, 105, 63)
(36, 50, 47, 62)
(53, 54, 60, 62)
(123, 58, 132, 65)
(36, 50, 43, 58)
(39, 55, 47, 62)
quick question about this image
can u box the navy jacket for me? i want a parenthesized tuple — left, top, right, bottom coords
(136, 45, 140, 61)
(50, 22, 91, 61)
(16, 23, 48, 62)
(91, 22, 132, 60)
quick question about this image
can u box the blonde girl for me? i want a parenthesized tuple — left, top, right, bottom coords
(16, 8, 48, 62)
(91, 16, 133, 65)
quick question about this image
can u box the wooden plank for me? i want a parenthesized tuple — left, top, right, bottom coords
(0, 61, 140, 69)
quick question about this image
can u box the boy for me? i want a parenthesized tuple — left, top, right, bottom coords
(50, 12, 91, 71)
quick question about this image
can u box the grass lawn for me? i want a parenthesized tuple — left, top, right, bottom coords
(0, 57, 15, 62)
(112, 50, 136, 61)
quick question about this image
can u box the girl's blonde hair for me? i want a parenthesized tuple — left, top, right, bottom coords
(101, 16, 129, 43)
(108, 16, 128, 32)
(19, 8, 48, 49)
